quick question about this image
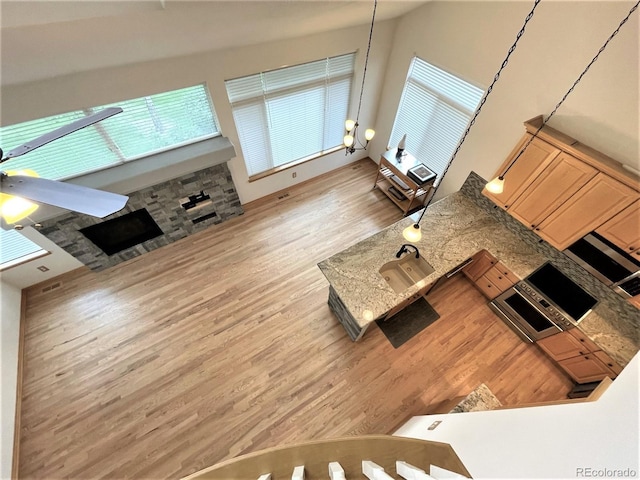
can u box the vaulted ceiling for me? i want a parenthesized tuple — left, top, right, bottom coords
(0, 0, 428, 86)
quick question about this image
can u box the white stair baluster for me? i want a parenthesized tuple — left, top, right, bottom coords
(328, 461, 346, 480)
(362, 460, 394, 480)
(396, 460, 434, 479)
(291, 465, 305, 480)
(257, 475, 272, 480)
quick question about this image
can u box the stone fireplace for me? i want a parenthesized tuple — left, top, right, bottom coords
(39, 162, 243, 271)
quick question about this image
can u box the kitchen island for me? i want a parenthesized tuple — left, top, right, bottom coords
(317, 183, 638, 367)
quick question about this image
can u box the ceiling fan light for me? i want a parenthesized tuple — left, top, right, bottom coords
(0, 193, 39, 224)
(485, 176, 505, 194)
(365, 129, 375, 141)
(345, 119, 356, 132)
(402, 223, 422, 242)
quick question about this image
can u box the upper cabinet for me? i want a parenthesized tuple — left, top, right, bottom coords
(595, 200, 640, 254)
(483, 116, 640, 251)
(483, 135, 561, 209)
(534, 173, 637, 250)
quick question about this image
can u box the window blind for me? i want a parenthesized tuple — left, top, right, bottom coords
(389, 58, 484, 184)
(225, 53, 355, 177)
(0, 229, 46, 270)
(0, 84, 220, 181)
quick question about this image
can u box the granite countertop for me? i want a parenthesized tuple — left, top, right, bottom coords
(318, 191, 638, 366)
(318, 192, 546, 327)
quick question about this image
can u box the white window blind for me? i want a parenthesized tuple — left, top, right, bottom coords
(389, 58, 484, 184)
(225, 53, 355, 177)
(0, 84, 220, 181)
(0, 229, 47, 270)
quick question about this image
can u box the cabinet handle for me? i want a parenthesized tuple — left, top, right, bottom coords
(608, 363, 614, 367)
(579, 351, 585, 355)
(630, 246, 636, 251)
(584, 356, 590, 360)
(498, 276, 503, 280)
(579, 338, 585, 342)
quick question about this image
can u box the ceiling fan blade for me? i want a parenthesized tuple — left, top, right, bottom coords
(1, 174, 128, 218)
(1, 107, 123, 161)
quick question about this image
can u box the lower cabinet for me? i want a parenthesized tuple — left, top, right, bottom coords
(536, 328, 622, 383)
(462, 250, 519, 300)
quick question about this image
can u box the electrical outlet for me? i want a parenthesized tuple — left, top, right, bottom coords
(292, 172, 297, 178)
(37, 265, 50, 272)
(428, 420, 442, 430)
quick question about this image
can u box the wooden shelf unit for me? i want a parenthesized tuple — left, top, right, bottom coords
(374, 150, 435, 215)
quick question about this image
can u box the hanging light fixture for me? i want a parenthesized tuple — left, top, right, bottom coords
(403, 0, 637, 242)
(0, 170, 39, 224)
(344, 0, 377, 155)
(402, 0, 543, 241)
(484, 1, 639, 196)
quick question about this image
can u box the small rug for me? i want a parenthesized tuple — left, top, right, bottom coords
(376, 297, 440, 348)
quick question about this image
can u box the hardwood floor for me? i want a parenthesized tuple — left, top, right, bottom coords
(18, 159, 573, 479)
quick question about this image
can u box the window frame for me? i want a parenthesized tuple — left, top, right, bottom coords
(388, 57, 485, 186)
(225, 53, 356, 181)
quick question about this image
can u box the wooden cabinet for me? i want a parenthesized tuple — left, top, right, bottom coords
(462, 251, 519, 300)
(482, 135, 561, 209)
(536, 328, 622, 383)
(374, 150, 434, 215)
(535, 173, 638, 250)
(483, 117, 640, 251)
(461, 250, 497, 282)
(508, 153, 597, 229)
(474, 262, 519, 300)
(596, 200, 640, 253)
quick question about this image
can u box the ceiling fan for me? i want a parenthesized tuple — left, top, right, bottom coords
(0, 107, 129, 228)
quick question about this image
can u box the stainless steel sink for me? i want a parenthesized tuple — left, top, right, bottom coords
(379, 255, 435, 294)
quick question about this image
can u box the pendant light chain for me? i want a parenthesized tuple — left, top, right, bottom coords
(355, 0, 377, 125)
(500, 0, 640, 179)
(412, 0, 541, 226)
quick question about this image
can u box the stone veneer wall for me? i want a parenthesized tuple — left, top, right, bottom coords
(40, 163, 243, 271)
(460, 171, 639, 336)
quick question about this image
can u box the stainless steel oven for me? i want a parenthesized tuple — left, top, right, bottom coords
(490, 262, 598, 343)
(564, 232, 640, 298)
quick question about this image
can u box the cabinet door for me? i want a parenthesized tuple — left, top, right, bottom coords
(484, 262, 519, 288)
(536, 331, 586, 361)
(535, 173, 638, 250)
(462, 250, 497, 282)
(508, 153, 597, 229)
(483, 135, 561, 209)
(558, 354, 615, 384)
(592, 350, 623, 376)
(595, 200, 640, 253)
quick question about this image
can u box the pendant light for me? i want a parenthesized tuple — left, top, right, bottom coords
(485, 1, 639, 195)
(402, 0, 543, 242)
(344, 0, 377, 155)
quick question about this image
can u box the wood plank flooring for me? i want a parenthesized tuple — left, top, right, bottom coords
(18, 159, 573, 479)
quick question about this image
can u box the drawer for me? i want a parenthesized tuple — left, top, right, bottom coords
(475, 277, 501, 300)
(567, 328, 601, 353)
(593, 350, 623, 376)
(462, 250, 498, 281)
(484, 264, 518, 292)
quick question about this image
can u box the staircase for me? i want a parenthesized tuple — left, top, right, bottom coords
(181, 435, 471, 479)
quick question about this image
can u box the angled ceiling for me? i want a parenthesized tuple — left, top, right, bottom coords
(0, 0, 429, 86)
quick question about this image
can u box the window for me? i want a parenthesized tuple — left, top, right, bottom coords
(225, 53, 355, 178)
(0, 84, 220, 181)
(389, 57, 484, 184)
(0, 229, 48, 271)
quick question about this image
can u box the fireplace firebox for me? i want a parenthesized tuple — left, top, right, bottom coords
(79, 208, 163, 256)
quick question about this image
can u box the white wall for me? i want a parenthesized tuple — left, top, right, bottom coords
(395, 352, 640, 479)
(369, 1, 639, 201)
(1, 20, 397, 206)
(0, 281, 22, 480)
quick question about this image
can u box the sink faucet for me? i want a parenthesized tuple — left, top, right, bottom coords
(396, 244, 420, 259)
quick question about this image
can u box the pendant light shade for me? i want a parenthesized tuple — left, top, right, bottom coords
(345, 119, 356, 132)
(485, 176, 505, 194)
(402, 223, 422, 242)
